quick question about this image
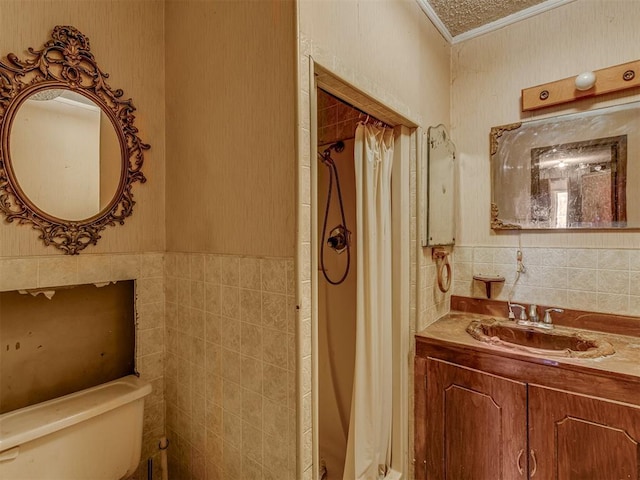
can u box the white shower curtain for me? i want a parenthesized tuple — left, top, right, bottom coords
(343, 123, 394, 480)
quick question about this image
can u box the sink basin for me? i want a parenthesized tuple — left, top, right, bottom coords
(465, 319, 615, 358)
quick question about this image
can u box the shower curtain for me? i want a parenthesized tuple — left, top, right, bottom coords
(343, 123, 394, 480)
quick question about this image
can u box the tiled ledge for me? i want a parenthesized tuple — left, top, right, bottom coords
(0, 253, 163, 292)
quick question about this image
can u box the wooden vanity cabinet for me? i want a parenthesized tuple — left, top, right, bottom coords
(415, 345, 640, 480)
(418, 357, 528, 479)
(528, 385, 640, 479)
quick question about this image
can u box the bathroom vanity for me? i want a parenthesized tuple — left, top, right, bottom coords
(414, 298, 640, 479)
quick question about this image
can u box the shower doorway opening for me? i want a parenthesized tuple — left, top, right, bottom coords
(311, 64, 414, 480)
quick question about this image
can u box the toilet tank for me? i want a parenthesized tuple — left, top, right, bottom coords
(0, 375, 152, 480)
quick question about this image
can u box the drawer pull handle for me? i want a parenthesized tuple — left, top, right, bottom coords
(530, 449, 538, 477)
(516, 449, 525, 476)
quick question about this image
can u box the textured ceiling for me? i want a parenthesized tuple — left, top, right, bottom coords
(427, 0, 548, 36)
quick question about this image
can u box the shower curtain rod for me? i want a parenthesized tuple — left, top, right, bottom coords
(357, 112, 392, 129)
(321, 89, 393, 129)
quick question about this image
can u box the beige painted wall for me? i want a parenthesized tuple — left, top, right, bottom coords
(0, 0, 165, 256)
(165, 0, 296, 258)
(299, 0, 450, 128)
(452, 0, 640, 249)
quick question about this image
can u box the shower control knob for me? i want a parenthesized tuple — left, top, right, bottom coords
(327, 225, 350, 254)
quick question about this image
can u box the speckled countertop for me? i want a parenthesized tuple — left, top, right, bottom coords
(416, 312, 640, 380)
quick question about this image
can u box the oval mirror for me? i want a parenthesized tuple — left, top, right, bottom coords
(9, 88, 122, 221)
(0, 26, 149, 254)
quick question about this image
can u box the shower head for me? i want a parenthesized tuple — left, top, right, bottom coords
(319, 140, 345, 166)
(331, 140, 345, 153)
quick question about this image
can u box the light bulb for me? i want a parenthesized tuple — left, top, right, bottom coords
(575, 71, 596, 91)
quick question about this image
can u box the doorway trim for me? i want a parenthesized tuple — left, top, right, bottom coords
(308, 59, 415, 480)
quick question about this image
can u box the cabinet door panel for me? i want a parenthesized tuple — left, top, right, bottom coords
(425, 358, 527, 480)
(529, 384, 640, 479)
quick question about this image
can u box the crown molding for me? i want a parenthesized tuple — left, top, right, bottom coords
(416, 0, 577, 45)
(415, 0, 453, 44)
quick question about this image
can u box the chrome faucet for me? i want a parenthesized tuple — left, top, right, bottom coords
(528, 304, 539, 323)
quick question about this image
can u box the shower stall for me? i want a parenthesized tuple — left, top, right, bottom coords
(317, 133, 357, 479)
(315, 88, 403, 480)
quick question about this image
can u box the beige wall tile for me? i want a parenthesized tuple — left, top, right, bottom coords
(205, 283, 221, 314)
(223, 442, 242, 480)
(221, 319, 241, 352)
(598, 249, 630, 271)
(222, 348, 242, 383)
(111, 254, 141, 281)
(190, 254, 205, 282)
(77, 255, 113, 284)
(243, 456, 263, 479)
(0, 258, 39, 291)
(205, 313, 222, 345)
(262, 258, 287, 294)
(597, 270, 630, 295)
(566, 249, 598, 269)
(190, 280, 204, 310)
(597, 293, 629, 315)
(241, 355, 263, 394)
(241, 323, 263, 360)
(175, 253, 190, 279)
(263, 329, 288, 369)
(223, 412, 242, 448)
(137, 301, 164, 330)
(223, 380, 243, 417)
(38, 256, 78, 287)
(567, 268, 598, 292)
(221, 256, 240, 286)
(630, 271, 640, 297)
(137, 277, 164, 305)
(240, 289, 262, 324)
(239, 257, 261, 290)
(262, 292, 288, 331)
(141, 253, 164, 278)
(205, 255, 221, 284)
(221, 286, 240, 319)
(242, 388, 263, 426)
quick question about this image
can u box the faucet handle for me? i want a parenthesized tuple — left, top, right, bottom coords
(509, 303, 527, 321)
(543, 308, 564, 324)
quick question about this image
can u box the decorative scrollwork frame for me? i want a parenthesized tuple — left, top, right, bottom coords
(0, 25, 149, 254)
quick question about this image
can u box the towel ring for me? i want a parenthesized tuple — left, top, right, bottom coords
(433, 248, 451, 293)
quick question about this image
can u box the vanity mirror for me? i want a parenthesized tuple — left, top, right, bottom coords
(0, 26, 149, 254)
(491, 101, 639, 230)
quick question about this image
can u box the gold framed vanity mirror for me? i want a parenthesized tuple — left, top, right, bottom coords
(490, 101, 639, 230)
(0, 26, 149, 254)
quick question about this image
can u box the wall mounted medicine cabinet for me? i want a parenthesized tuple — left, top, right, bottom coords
(424, 124, 455, 246)
(491, 101, 640, 230)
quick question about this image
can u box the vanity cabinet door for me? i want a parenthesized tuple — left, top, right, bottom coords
(421, 358, 528, 480)
(529, 384, 640, 479)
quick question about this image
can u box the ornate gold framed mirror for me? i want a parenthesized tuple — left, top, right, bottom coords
(0, 26, 149, 254)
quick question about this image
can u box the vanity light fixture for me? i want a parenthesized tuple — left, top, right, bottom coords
(522, 59, 640, 111)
